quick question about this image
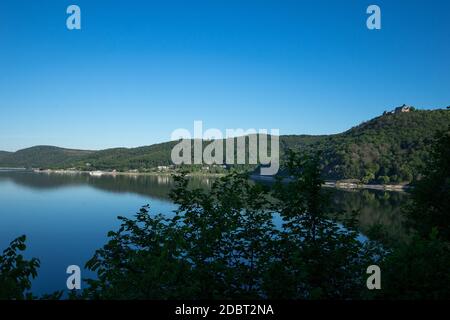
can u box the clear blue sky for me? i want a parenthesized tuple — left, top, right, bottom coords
(0, 0, 449, 151)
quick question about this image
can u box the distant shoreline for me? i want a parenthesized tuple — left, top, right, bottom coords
(323, 181, 410, 192)
(250, 174, 411, 192)
(10, 168, 412, 192)
(30, 169, 227, 178)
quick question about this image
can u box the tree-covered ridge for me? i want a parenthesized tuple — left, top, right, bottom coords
(314, 109, 450, 183)
(0, 146, 94, 168)
(66, 141, 179, 171)
(0, 151, 12, 162)
(1, 108, 449, 183)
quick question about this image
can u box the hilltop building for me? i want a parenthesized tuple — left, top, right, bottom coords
(394, 104, 413, 113)
(383, 104, 414, 115)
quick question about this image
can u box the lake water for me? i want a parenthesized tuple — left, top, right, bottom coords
(0, 171, 409, 296)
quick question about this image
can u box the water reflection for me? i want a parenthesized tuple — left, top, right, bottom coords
(0, 171, 210, 201)
(0, 171, 410, 241)
(327, 188, 409, 243)
(0, 171, 410, 294)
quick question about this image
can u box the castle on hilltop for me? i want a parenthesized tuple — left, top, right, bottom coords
(383, 104, 414, 115)
(394, 104, 413, 113)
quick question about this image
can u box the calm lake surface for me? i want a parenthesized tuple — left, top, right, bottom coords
(0, 170, 410, 295)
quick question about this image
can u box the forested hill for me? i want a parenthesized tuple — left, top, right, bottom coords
(0, 146, 94, 168)
(1, 108, 449, 183)
(0, 151, 11, 162)
(295, 108, 450, 183)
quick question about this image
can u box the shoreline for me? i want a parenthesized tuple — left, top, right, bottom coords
(322, 181, 410, 192)
(32, 169, 227, 178)
(2, 168, 411, 192)
(250, 174, 411, 192)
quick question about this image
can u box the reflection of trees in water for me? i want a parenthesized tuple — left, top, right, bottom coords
(87, 175, 175, 200)
(157, 175, 171, 185)
(328, 188, 410, 243)
(0, 172, 213, 202)
(0, 172, 409, 241)
(0, 171, 89, 189)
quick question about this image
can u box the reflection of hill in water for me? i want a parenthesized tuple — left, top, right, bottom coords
(0, 172, 215, 202)
(328, 188, 410, 243)
(0, 172, 409, 241)
(0, 171, 88, 189)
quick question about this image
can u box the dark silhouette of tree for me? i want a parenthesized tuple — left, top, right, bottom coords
(265, 151, 382, 299)
(0, 236, 39, 300)
(406, 126, 450, 241)
(377, 127, 450, 299)
(82, 154, 381, 299)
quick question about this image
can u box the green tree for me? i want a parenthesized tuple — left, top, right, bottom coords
(266, 151, 382, 299)
(84, 172, 275, 299)
(0, 236, 40, 300)
(377, 127, 450, 299)
(406, 127, 450, 241)
(378, 176, 390, 185)
(83, 153, 383, 300)
(379, 230, 450, 299)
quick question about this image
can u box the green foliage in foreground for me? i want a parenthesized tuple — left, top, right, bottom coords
(405, 126, 450, 241)
(373, 126, 450, 299)
(0, 235, 39, 300)
(82, 152, 382, 299)
(378, 230, 450, 299)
